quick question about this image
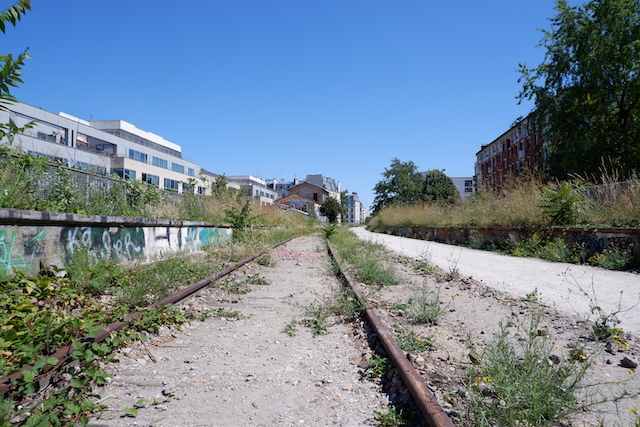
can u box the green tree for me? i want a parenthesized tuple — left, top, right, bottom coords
(421, 169, 459, 203)
(0, 1, 32, 144)
(371, 158, 424, 214)
(319, 196, 345, 223)
(519, 0, 640, 179)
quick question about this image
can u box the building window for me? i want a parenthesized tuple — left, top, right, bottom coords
(164, 178, 180, 192)
(171, 163, 185, 174)
(153, 156, 168, 169)
(75, 161, 88, 171)
(187, 167, 195, 177)
(129, 149, 148, 163)
(197, 186, 206, 195)
(113, 168, 137, 180)
(142, 173, 159, 186)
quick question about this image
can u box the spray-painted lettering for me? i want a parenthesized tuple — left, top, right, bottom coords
(0, 228, 46, 273)
(63, 226, 145, 263)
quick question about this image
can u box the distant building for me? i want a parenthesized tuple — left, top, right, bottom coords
(226, 175, 277, 205)
(421, 170, 475, 200)
(1, 102, 210, 194)
(343, 192, 366, 224)
(474, 115, 544, 190)
(450, 177, 475, 200)
(277, 181, 329, 218)
(304, 174, 341, 200)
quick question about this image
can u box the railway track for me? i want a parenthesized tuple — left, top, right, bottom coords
(5, 231, 639, 425)
(78, 234, 455, 426)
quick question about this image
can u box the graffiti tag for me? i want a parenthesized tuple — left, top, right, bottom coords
(0, 228, 46, 273)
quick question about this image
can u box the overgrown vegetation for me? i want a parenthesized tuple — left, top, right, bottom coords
(372, 174, 640, 229)
(465, 312, 596, 426)
(371, 175, 639, 270)
(0, 222, 309, 424)
(327, 226, 401, 287)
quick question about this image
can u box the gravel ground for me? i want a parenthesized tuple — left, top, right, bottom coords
(88, 235, 392, 427)
(86, 230, 640, 426)
(350, 227, 640, 426)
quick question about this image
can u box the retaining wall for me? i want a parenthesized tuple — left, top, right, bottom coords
(0, 208, 233, 275)
(370, 225, 640, 266)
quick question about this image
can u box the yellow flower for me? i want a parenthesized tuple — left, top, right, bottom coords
(631, 406, 637, 414)
(629, 369, 635, 375)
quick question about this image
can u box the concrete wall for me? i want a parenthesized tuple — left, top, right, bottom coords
(0, 208, 233, 275)
(370, 225, 640, 267)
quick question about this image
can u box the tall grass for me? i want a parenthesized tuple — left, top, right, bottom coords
(371, 174, 640, 228)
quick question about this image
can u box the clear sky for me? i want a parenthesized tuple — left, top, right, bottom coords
(4, 1, 570, 210)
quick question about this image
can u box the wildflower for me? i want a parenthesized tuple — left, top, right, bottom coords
(629, 369, 635, 375)
(631, 406, 637, 414)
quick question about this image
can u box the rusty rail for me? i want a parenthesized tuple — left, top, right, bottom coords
(327, 242, 455, 427)
(0, 237, 296, 394)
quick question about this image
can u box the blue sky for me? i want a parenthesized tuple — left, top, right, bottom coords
(4, 1, 567, 210)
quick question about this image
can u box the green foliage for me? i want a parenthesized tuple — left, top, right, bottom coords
(225, 198, 264, 241)
(539, 181, 584, 225)
(0, 266, 193, 425)
(374, 405, 409, 427)
(405, 284, 445, 325)
(393, 325, 434, 352)
(366, 354, 388, 378)
(590, 247, 634, 271)
(372, 158, 424, 214)
(466, 312, 592, 426)
(319, 196, 345, 223)
(329, 227, 400, 287)
(0, 1, 32, 145)
(421, 169, 459, 203)
(519, 0, 640, 179)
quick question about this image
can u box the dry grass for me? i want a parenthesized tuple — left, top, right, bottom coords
(371, 174, 639, 228)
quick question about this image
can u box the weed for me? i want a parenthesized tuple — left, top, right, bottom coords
(300, 315, 328, 336)
(393, 325, 434, 352)
(590, 246, 634, 271)
(210, 307, 245, 319)
(540, 181, 585, 225)
(243, 273, 270, 286)
(405, 284, 445, 325)
(466, 312, 593, 426)
(219, 278, 250, 294)
(282, 321, 297, 337)
(328, 227, 401, 286)
(521, 287, 543, 303)
(366, 354, 388, 378)
(412, 251, 435, 274)
(374, 405, 408, 426)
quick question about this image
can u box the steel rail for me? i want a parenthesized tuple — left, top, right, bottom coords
(327, 242, 455, 427)
(0, 236, 297, 394)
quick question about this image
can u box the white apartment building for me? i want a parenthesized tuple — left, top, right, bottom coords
(226, 175, 277, 205)
(1, 102, 210, 195)
(450, 177, 475, 200)
(343, 192, 366, 224)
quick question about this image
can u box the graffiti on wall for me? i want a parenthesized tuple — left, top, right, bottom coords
(0, 228, 46, 273)
(573, 233, 635, 253)
(63, 226, 145, 263)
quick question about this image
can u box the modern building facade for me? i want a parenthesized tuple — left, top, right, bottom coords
(474, 115, 544, 189)
(1, 102, 210, 194)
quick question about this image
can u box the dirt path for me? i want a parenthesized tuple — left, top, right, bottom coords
(88, 235, 390, 427)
